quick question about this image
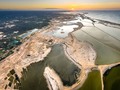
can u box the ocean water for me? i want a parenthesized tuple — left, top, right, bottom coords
(80, 10, 120, 24)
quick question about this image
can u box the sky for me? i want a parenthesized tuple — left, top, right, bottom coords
(0, 0, 120, 10)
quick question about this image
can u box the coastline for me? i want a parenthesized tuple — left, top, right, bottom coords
(0, 11, 120, 90)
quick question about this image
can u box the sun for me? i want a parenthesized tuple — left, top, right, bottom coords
(71, 8, 74, 11)
(67, 4, 78, 11)
(70, 4, 78, 11)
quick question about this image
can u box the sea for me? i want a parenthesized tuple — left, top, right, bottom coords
(80, 10, 120, 24)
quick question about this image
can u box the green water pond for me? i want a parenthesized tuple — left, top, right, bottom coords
(104, 65, 120, 90)
(78, 70, 102, 90)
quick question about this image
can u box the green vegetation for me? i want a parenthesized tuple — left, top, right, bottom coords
(104, 65, 120, 90)
(5, 69, 21, 89)
(10, 69, 16, 75)
(0, 37, 21, 61)
(78, 70, 102, 90)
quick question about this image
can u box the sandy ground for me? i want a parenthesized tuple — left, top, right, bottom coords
(0, 28, 63, 89)
(44, 67, 64, 90)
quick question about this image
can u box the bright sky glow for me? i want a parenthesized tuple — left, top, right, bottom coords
(0, 0, 120, 10)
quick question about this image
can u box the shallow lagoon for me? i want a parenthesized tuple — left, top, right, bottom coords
(94, 24, 120, 41)
(47, 24, 78, 38)
(73, 25, 120, 65)
(19, 44, 80, 90)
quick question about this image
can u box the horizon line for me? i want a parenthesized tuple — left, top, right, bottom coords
(0, 8, 120, 11)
